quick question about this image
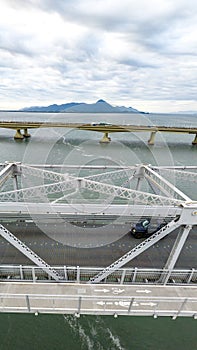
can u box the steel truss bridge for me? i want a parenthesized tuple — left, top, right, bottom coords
(0, 162, 197, 317)
(1, 120, 197, 144)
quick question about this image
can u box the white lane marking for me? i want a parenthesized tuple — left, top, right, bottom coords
(112, 288, 125, 294)
(97, 301, 113, 306)
(97, 300, 156, 308)
(136, 289, 151, 294)
(140, 302, 157, 307)
(115, 301, 129, 307)
(94, 288, 110, 293)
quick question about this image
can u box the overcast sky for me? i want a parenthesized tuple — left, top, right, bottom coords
(0, 0, 197, 112)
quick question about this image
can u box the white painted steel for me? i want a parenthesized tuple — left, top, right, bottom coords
(89, 203, 197, 283)
(0, 163, 14, 187)
(89, 219, 181, 283)
(144, 166, 191, 201)
(0, 164, 183, 206)
(0, 224, 62, 281)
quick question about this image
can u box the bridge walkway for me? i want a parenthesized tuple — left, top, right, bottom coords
(1, 281, 197, 318)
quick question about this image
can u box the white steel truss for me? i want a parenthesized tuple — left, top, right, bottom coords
(0, 179, 78, 202)
(0, 163, 14, 187)
(89, 219, 181, 283)
(0, 224, 62, 281)
(89, 202, 197, 283)
(0, 165, 183, 206)
(81, 178, 182, 206)
(157, 168, 197, 183)
(0, 162, 197, 285)
(143, 166, 191, 201)
(21, 164, 67, 183)
(161, 225, 192, 285)
(85, 167, 135, 184)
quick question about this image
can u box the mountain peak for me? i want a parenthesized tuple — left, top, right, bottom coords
(96, 99, 106, 103)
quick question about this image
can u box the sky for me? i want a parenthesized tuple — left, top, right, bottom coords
(0, 0, 197, 113)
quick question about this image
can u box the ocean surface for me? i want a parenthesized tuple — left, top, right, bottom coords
(0, 111, 197, 350)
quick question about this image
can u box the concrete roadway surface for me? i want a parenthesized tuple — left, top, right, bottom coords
(0, 282, 197, 317)
(0, 221, 197, 269)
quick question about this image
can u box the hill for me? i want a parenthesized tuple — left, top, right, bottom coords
(21, 99, 144, 113)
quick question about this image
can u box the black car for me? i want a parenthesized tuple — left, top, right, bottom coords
(130, 219, 166, 239)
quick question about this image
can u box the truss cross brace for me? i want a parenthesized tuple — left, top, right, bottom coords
(144, 166, 191, 201)
(0, 224, 62, 281)
(0, 163, 14, 187)
(89, 219, 181, 283)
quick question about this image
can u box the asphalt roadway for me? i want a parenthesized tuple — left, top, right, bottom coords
(0, 221, 197, 270)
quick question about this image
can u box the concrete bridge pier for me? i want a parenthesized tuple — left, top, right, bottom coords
(23, 128, 31, 138)
(14, 129, 24, 140)
(148, 131, 157, 145)
(100, 132, 111, 143)
(192, 134, 197, 145)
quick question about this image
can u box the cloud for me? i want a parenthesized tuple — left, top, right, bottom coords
(0, 0, 197, 112)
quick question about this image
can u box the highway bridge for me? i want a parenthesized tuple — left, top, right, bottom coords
(0, 162, 197, 317)
(0, 120, 197, 144)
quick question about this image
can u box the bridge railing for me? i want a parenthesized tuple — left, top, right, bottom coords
(0, 265, 197, 285)
(0, 292, 197, 317)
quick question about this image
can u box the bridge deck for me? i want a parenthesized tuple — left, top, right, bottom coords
(1, 281, 197, 317)
(0, 120, 197, 133)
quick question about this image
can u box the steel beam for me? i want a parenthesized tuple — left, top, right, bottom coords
(0, 224, 62, 281)
(0, 174, 182, 207)
(86, 167, 135, 185)
(161, 225, 192, 284)
(21, 164, 67, 183)
(82, 178, 182, 206)
(89, 219, 181, 283)
(144, 166, 191, 201)
(0, 202, 182, 218)
(0, 179, 78, 202)
(0, 163, 14, 188)
(158, 168, 197, 184)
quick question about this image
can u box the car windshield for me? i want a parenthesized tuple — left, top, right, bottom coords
(142, 220, 149, 228)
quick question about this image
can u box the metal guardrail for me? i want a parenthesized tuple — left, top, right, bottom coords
(0, 265, 197, 285)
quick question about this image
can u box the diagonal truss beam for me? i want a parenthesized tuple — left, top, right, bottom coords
(0, 224, 62, 281)
(21, 164, 67, 183)
(0, 163, 14, 188)
(88, 203, 196, 284)
(8, 164, 188, 205)
(0, 179, 78, 202)
(157, 168, 197, 184)
(144, 166, 191, 201)
(22, 165, 136, 190)
(0, 173, 182, 206)
(89, 219, 181, 283)
(85, 167, 135, 184)
(81, 178, 182, 206)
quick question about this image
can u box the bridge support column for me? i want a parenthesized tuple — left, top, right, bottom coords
(148, 131, 156, 145)
(23, 128, 31, 138)
(14, 129, 24, 140)
(100, 132, 111, 143)
(192, 134, 197, 145)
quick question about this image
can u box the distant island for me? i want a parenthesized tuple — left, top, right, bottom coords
(20, 99, 147, 113)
